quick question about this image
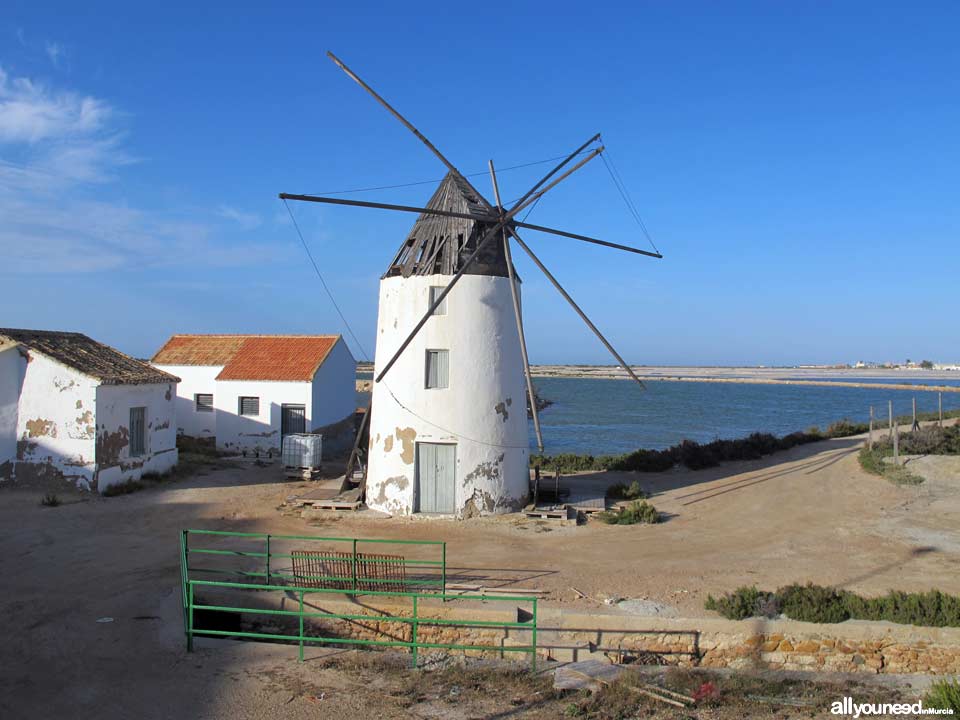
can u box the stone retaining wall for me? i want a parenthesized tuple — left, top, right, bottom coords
(217, 593, 960, 674)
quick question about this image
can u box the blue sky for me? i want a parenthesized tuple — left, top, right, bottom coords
(2, 2, 958, 365)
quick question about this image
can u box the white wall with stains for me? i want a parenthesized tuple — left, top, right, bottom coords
(366, 273, 530, 517)
(0, 347, 178, 492)
(154, 364, 220, 437)
(5, 351, 99, 488)
(94, 382, 178, 492)
(214, 380, 312, 454)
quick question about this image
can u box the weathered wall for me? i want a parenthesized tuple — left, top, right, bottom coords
(6, 350, 98, 488)
(310, 337, 357, 429)
(94, 382, 178, 491)
(366, 274, 529, 517)
(214, 380, 311, 454)
(0, 343, 24, 478)
(151, 364, 220, 438)
(200, 596, 960, 675)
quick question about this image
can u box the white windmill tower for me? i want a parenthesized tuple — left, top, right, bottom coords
(281, 53, 661, 518)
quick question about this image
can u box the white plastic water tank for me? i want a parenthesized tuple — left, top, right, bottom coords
(281, 434, 323, 469)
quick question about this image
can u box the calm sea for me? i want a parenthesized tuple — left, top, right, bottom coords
(356, 375, 960, 456)
(529, 377, 960, 455)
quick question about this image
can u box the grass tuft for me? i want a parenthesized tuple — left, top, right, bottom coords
(925, 677, 960, 713)
(40, 492, 60, 507)
(596, 500, 660, 525)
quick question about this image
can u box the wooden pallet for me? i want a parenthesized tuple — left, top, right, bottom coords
(293, 486, 362, 511)
(525, 506, 569, 520)
(284, 466, 323, 480)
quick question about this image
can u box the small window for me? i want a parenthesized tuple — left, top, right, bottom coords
(429, 285, 447, 316)
(239, 396, 260, 416)
(129, 406, 146, 458)
(195, 394, 213, 413)
(425, 350, 449, 389)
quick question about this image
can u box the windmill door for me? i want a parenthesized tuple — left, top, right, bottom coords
(416, 443, 456, 514)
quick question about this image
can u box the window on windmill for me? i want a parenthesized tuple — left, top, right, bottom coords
(195, 393, 214, 413)
(425, 349, 449, 389)
(429, 286, 447, 315)
(239, 396, 260, 416)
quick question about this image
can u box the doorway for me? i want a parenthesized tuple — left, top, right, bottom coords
(415, 442, 456, 514)
(280, 404, 306, 441)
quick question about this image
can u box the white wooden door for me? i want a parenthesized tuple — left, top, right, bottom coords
(416, 443, 456, 514)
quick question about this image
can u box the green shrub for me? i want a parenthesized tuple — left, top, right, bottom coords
(925, 677, 960, 713)
(677, 440, 719, 470)
(825, 419, 868, 438)
(859, 446, 924, 485)
(607, 480, 645, 500)
(705, 584, 960, 627)
(609, 448, 675, 472)
(705, 587, 778, 621)
(597, 500, 660, 525)
(40, 493, 60, 507)
(777, 583, 852, 624)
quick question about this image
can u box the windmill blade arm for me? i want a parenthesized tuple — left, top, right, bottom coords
(509, 147, 604, 216)
(490, 160, 544, 453)
(512, 221, 663, 259)
(511, 133, 601, 211)
(279, 193, 496, 223)
(508, 229, 646, 390)
(326, 51, 495, 211)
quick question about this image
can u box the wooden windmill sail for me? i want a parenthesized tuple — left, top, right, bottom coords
(281, 52, 661, 517)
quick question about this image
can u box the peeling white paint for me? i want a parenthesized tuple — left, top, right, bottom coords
(0, 347, 177, 492)
(366, 274, 529, 517)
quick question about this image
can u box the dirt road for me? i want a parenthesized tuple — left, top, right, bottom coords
(1, 435, 956, 717)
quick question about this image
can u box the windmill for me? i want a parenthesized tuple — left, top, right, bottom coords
(281, 52, 661, 517)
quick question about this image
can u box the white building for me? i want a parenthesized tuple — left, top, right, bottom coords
(365, 173, 530, 517)
(0, 328, 179, 493)
(151, 334, 356, 455)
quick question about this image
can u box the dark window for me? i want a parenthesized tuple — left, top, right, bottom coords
(195, 393, 213, 412)
(239, 396, 260, 416)
(129, 407, 146, 457)
(425, 349, 449, 389)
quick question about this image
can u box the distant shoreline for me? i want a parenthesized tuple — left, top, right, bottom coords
(355, 363, 960, 394)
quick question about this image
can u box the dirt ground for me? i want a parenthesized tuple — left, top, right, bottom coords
(1, 433, 957, 718)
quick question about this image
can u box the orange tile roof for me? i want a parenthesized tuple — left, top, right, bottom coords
(152, 335, 248, 366)
(152, 335, 342, 382)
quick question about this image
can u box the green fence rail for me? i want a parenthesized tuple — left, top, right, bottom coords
(182, 528, 447, 593)
(180, 530, 538, 669)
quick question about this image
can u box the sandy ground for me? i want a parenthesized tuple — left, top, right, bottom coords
(1, 436, 957, 717)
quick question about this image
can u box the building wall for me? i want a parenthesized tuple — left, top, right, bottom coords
(4, 351, 99, 488)
(310, 337, 357, 428)
(366, 273, 529, 517)
(214, 380, 311, 454)
(94, 382, 179, 492)
(152, 364, 221, 438)
(0, 344, 26, 480)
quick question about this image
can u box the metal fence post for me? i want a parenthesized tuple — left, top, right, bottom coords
(187, 582, 194, 653)
(299, 590, 305, 662)
(265, 534, 272, 584)
(412, 595, 419, 668)
(531, 598, 538, 672)
(912, 397, 919, 432)
(940, 392, 944, 428)
(868, 406, 874, 449)
(352, 539, 358, 592)
(442, 543, 447, 597)
(889, 400, 894, 441)
(893, 423, 900, 466)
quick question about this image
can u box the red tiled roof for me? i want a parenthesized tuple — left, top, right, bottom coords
(152, 335, 341, 382)
(151, 335, 248, 366)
